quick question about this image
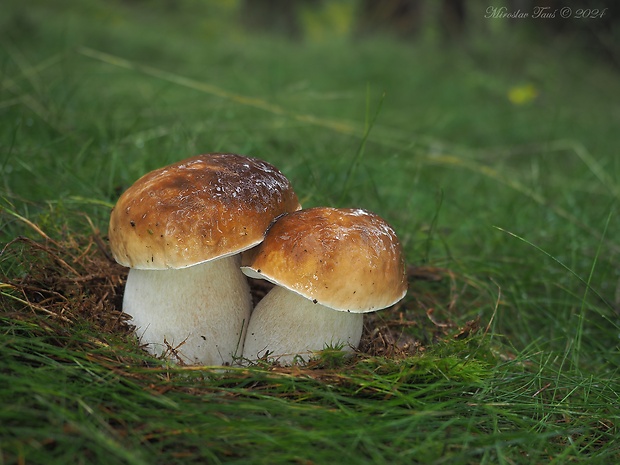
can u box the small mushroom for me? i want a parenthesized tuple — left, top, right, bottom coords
(240, 207, 407, 364)
(108, 153, 300, 365)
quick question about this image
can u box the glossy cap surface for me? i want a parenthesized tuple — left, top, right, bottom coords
(241, 207, 408, 312)
(109, 153, 301, 269)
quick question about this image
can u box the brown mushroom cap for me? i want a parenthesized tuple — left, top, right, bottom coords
(109, 153, 301, 269)
(241, 207, 408, 313)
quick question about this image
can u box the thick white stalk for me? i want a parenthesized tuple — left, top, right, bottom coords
(243, 286, 363, 364)
(123, 256, 251, 365)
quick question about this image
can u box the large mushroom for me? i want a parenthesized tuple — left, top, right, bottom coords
(241, 207, 407, 364)
(108, 153, 300, 365)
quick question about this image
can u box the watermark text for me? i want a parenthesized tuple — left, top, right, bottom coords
(484, 6, 608, 20)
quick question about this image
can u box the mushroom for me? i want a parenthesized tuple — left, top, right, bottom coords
(240, 207, 407, 364)
(108, 153, 300, 365)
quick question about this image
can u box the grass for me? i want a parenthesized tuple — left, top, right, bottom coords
(1, 0, 620, 463)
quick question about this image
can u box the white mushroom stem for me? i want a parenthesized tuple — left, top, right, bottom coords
(123, 255, 251, 366)
(242, 286, 363, 365)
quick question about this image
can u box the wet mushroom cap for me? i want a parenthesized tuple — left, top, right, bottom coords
(108, 153, 301, 269)
(241, 207, 408, 312)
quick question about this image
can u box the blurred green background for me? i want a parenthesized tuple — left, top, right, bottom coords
(2, 1, 620, 463)
(2, 0, 619, 357)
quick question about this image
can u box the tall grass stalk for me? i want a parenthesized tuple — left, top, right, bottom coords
(338, 85, 384, 205)
(493, 223, 616, 369)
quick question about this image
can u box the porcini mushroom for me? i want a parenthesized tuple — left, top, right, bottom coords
(240, 207, 407, 364)
(108, 153, 300, 365)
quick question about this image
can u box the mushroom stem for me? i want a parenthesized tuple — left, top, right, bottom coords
(242, 286, 363, 364)
(123, 255, 251, 366)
